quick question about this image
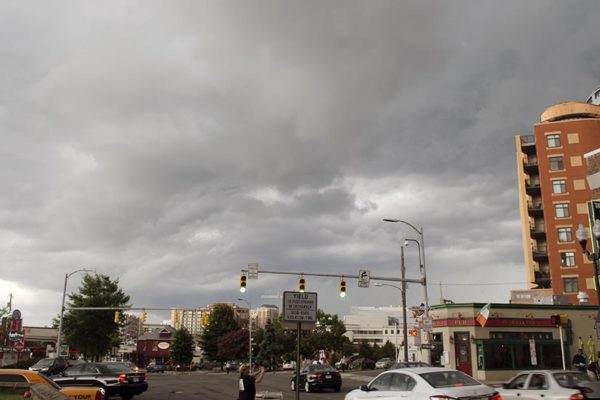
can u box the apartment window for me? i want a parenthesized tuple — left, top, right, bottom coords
(558, 227, 572, 242)
(549, 156, 564, 171)
(554, 203, 570, 218)
(560, 252, 576, 267)
(547, 134, 561, 148)
(552, 180, 567, 194)
(563, 277, 578, 293)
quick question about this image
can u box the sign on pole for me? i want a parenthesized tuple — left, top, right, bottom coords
(282, 291, 317, 329)
(358, 270, 370, 288)
(247, 263, 259, 279)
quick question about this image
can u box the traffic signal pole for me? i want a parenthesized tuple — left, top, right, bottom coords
(239, 268, 425, 285)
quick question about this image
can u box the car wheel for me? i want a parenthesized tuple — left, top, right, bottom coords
(334, 384, 341, 393)
(304, 382, 311, 393)
(290, 380, 296, 391)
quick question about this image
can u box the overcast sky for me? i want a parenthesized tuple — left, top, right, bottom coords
(3, 1, 600, 326)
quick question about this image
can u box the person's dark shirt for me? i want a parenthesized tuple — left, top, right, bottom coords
(573, 353, 586, 365)
(239, 374, 256, 400)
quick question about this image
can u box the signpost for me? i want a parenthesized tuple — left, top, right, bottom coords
(358, 270, 370, 288)
(283, 291, 317, 400)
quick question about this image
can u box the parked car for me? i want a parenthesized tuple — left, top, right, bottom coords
(282, 361, 297, 370)
(344, 367, 500, 400)
(349, 358, 376, 370)
(0, 369, 104, 400)
(497, 369, 600, 400)
(51, 362, 147, 400)
(146, 362, 165, 373)
(375, 357, 394, 369)
(29, 357, 72, 376)
(225, 360, 240, 373)
(335, 355, 361, 371)
(389, 361, 430, 369)
(290, 363, 342, 393)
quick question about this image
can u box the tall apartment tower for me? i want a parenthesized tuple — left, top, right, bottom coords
(516, 90, 600, 305)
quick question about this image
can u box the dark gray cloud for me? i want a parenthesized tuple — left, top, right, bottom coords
(1, 1, 598, 325)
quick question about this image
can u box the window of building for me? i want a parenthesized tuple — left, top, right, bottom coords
(552, 180, 567, 194)
(560, 252, 576, 268)
(478, 341, 561, 370)
(547, 134, 561, 148)
(554, 203, 570, 218)
(558, 227, 572, 242)
(549, 156, 564, 171)
(563, 277, 578, 293)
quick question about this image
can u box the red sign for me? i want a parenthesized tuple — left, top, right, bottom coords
(433, 318, 554, 328)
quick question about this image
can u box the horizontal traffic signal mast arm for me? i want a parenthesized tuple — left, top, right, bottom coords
(240, 268, 425, 284)
(67, 306, 184, 311)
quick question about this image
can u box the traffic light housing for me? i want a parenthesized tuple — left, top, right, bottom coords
(550, 314, 568, 327)
(410, 328, 418, 337)
(240, 274, 247, 293)
(339, 279, 346, 298)
(141, 310, 147, 323)
(298, 276, 305, 292)
(114, 311, 120, 323)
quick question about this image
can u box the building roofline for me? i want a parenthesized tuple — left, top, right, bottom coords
(430, 302, 598, 311)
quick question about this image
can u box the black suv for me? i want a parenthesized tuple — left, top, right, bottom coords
(28, 357, 71, 376)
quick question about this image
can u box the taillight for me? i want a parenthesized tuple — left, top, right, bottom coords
(429, 396, 455, 400)
(144, 374, 148, 381)
(118, 374, 127, 383)
(570, 394, 585, 400)
(95, 389, 105, 400)
(23, 391, 32, 399)
(490, 393, 502, 400)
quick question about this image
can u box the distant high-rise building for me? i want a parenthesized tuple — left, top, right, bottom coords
(515, 92, 600, 304)
(171, 302, 249, 335)
(255, 304, 279, 328)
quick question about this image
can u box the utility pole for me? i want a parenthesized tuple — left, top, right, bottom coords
(401, 246, 408, 362)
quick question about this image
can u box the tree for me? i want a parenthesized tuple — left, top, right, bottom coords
(217, 329, 248, 361)
(380, 340, 397, 359)
(171, 327, 194, 367)
(256, 321, 283, 370)
(199, 304, 239, 362)
(358, 340, 375, 360)
(301, 310, 352, 363)
(61, 274, 130, 361)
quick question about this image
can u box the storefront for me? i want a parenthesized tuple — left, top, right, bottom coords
(428, 303, 598, 382)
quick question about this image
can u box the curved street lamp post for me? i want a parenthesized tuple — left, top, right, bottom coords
(375, 282, 408, 362)
(383, 218, 431, 364)
(57, 269, 94, 355)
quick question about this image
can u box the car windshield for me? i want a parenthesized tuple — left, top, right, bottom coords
(103, 363, 133, 373)
(309, 364, 335, 372)
(420, 371, 481, 388)
(34, 359, 55, 367)
(553, 372, 592, 388)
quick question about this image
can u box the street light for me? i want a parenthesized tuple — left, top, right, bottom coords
(383, 218, 431, 363)
(576, 221, 600, 306)
(238, 298, 253, 371)
(57, 268, 94, 355)
(375, 283, 408, 362)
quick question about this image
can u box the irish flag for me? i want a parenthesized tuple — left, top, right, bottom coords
(476, 303, 491, 327)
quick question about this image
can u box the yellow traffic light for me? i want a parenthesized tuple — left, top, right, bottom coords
(298, 275, 305, 292)
(339, 278, 346, 298)
(141, 310, 147, 323)
(114, 310, 120, 323)
(240, 274, 247, 293)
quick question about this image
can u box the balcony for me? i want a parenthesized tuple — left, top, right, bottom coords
(526, 182, 541, 195)
(533, 271, 552, 289)
(527, 203, 544, 216)
(523, 161, 539, 173)
(530, 225, 546, 238)
(520, 135, 536, 154)
(532, 247, 548, 260)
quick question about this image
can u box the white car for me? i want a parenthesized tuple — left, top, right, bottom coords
(282, 361, 296, 370)
(497, 370, 600, 400)
(344, 367, 500, 400)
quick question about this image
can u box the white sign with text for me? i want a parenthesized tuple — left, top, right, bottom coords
(283, 291, 317, 322)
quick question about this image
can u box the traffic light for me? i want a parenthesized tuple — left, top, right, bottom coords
(141, 310, 147, 323)
(410, 328, 418, 337)
(550, 314, 565, 326)
(298, 275, 305, 292)
(240, 274, 247, 293)
(339, 278, 346, 298)
(114, 310, 120, 323)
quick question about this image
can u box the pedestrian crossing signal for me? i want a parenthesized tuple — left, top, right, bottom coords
(299, 276, 305, 292)
(240, 274, 247, 293)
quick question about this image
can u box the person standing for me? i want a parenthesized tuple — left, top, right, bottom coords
(238, 364, 265, 400)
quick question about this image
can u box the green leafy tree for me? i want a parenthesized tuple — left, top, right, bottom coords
(358, 340, 375, 360)
(380, 340, 397, 359)
(217, 329, 248, 361)
(171, 327, 194, 367)
(62, 274, 130, 361)
(301, 310, 352, 363)
(256, 321, 283, 370)
(200, 304, 239, 362)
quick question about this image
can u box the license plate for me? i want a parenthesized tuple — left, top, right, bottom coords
(325, 375, 331, 379)
(133, 377, 140, 382)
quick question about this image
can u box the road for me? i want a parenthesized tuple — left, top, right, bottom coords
(133, 370, 380, 400)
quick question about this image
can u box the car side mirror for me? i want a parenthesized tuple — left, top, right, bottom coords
(360, 385, 369, 392)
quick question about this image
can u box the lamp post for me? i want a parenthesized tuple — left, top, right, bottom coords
(375, 283, 408, 362)
(576, 221, 600, 307)
(238, 298, 253, 371)
(57, 269, 94, 356)
(383, 218, 430, 363)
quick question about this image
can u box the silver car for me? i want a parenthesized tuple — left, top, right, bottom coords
(345, 367, 500, 400)
(497, 370, 600, 400)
